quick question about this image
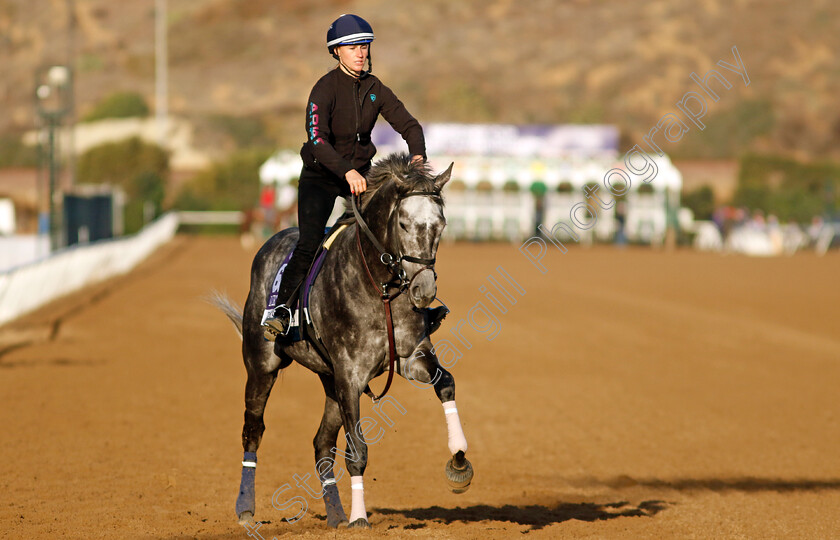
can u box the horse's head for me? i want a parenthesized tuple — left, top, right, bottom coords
(355, 154, 453, 308)
(391, 160, 452, 309)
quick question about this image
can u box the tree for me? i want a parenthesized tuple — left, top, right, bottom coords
(733, 153, 840, 222)
(681, 186, 715, 220)
(82, 92, 150, 122)
(174, 148, 272, 211)
(77, 137, 169, 233)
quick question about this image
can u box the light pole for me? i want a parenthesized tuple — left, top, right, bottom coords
(35, 65, 73, 252)
(155, 0, 168, 146)
(66, 0, 78, 188)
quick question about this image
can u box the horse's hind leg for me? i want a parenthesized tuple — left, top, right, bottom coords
(236, 340, 283, 525)
(404, 341, 474, 494)
(314, 374, 349, 528)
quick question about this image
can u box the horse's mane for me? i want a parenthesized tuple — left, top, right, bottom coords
(336, 153, 441, 226)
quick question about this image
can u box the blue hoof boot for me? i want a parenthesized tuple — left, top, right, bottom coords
(324, 483, 348, 528)
(235, 452, 257, 521)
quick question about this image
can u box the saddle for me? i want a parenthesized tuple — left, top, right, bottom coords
(265, 223, 348, 345)
(266, 223, 383, 399)
(265, 216, 448, 402)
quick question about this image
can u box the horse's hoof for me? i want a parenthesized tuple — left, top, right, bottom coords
(331, 518, 349, 529)
(445, 451, 474, 494)
(347, 518, 370, 529)
(237, 511, 255, 526)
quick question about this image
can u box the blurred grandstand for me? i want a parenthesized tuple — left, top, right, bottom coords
(260, 123, 685, 245)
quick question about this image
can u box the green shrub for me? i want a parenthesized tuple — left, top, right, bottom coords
(681, 185, 715, 220)
(77, 137, 169, 233)
(0, 133, 39, 167)
(733, 153, 840, 222)
(174, 148, 272, 211)
(769, 189, 824, 222)
(77, 137, 168, 194)
(207, 114, 274, 149)
(82, 91, 150, 122)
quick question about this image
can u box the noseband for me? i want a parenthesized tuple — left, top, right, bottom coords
(351, 189, 443, 402)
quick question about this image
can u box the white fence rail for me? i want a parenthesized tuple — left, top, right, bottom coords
(0, 236, 50, 273)
(178, 211, 244, 225)
(0, 213, 179, 327)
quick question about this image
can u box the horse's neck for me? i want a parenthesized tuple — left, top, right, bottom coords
(363, 199, 393, 243)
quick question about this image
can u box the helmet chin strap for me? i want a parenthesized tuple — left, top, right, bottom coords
(338, 58, 363, 78)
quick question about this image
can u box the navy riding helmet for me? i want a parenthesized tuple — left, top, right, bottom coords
(327, 14, 375, 57)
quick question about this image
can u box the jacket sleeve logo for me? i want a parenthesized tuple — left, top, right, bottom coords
(308, 102, 322, 144)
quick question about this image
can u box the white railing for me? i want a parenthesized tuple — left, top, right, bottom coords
(178, 211, 244, 225)
(0, 213, 179, 327)
(0, 235, 51, 273)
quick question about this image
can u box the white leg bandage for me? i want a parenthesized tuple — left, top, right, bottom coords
(349, 475, 367, 522)
(442, 401, 468, 455)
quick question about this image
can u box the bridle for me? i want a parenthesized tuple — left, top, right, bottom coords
(351, 190, 443, 401)
(351, 191, 441, 296)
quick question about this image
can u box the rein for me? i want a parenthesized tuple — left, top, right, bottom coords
(351, 191, 441, 401)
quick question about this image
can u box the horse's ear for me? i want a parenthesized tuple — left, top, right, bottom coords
(435, 162, 454, 190)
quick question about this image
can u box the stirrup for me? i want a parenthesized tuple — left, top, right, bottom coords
(261, 304, 292, 341)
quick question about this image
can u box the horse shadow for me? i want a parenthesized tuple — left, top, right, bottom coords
(371, 476, 840, 531)
(581, 475, 840, 493)
(372, 500, 669, 532)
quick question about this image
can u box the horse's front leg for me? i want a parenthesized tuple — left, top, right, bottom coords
(403, 341, 474, 493)
(314, 374, 349, 528)
(333, 375, 371, 528)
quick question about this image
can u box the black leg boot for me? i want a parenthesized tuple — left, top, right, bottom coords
(425, 306, 450, 335)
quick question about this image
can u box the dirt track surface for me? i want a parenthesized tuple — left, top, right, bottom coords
(2, 236, 839, 539)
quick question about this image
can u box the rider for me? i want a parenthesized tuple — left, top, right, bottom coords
(262, 14, 447, 340)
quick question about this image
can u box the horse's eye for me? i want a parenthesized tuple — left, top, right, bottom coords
(399, 222, 408, 232)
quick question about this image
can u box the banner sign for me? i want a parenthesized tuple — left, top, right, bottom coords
(372, 123, 619, 158)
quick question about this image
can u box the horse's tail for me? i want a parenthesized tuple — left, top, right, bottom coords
(207, 290, 243, 340)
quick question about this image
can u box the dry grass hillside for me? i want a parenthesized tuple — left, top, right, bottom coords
(3, 0, 840, 159)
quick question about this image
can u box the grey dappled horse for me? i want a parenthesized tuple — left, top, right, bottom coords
(214, 154, 473, 529)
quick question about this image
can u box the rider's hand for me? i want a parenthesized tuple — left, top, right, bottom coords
(411, 155, 424, 165)
(345, 169, 367, 194)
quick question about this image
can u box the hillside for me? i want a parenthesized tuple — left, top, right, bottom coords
(3, 0, 840, 160)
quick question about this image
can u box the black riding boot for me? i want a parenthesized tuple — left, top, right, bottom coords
(261, 303, 293, 341)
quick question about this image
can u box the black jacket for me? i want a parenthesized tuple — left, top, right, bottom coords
(300, 68, 426, 179)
